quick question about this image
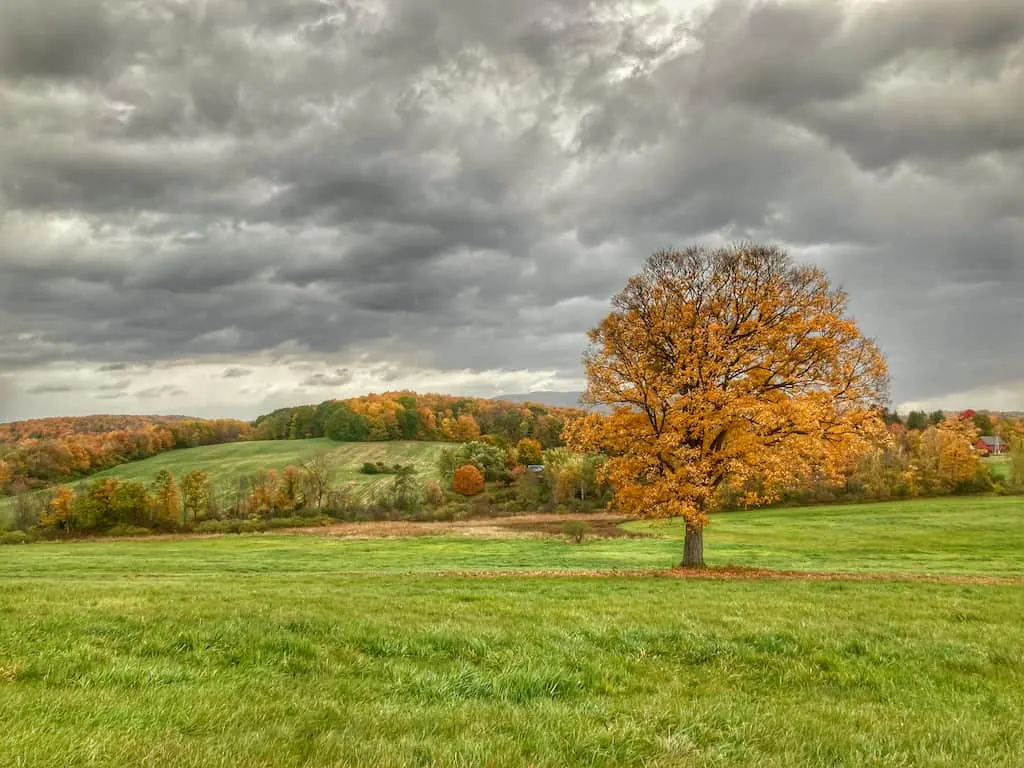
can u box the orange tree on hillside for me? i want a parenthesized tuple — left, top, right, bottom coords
(452, 464, 485, 496)
(567, 244, 889, 567)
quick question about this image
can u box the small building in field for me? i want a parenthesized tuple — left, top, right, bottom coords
(974, 435, 1008, 456)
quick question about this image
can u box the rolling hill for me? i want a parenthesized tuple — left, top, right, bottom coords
(0, 440, 448, 526)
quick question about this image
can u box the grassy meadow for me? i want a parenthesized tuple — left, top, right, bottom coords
(628, 495, 1024, 576)
(983, 454, 1011, 481)
(2, 497, 1024, 766)
(0, 439, 448, 527)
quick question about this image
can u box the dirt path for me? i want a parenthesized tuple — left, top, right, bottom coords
(419, 566, 1024, 586)
(280, 512, 642, 539)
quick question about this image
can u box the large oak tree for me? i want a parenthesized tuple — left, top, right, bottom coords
(568, 244, 889, 567)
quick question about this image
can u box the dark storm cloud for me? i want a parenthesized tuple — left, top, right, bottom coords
(1, 0, 1022, 416)
(0, 0, 116, 81)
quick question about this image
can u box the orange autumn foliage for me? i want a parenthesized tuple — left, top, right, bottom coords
(908, 418, 980, 494)
(40, 486, 76, 532)
(0, 415, 251, 492)
(452, 464, 485, 496)
(567, 244, 889, 565)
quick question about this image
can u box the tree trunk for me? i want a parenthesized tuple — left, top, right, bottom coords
(682, 526, 705, 568)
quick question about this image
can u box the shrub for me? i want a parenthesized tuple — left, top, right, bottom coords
(265, 515, 332, 529)
(562, 520, 590, 544)
(469, 495, 494, 517)
(452, 464, 485, 496)
(439, 442, 506, 481)
(194, 519, 268, 534)
(361, 461, 415, 476)
(196, 520, 233, 534)
(0, 531, 30, 545)
(421, 480, 446, 508)
(107, 525, 152, 538)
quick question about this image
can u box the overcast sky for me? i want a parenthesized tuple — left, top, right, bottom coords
(1, 0, 1022, 421)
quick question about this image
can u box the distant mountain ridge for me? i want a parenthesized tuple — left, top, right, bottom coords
(494, 391, 586, 408)
(494, 391, 613, 414)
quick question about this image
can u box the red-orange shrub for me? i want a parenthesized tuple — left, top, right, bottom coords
(452, 464, 485, 496)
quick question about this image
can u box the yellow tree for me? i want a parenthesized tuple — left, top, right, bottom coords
(913, 418, 979, 493)
(276, 465, 302, 512)
(515, 438, 544, 466)
(453, 414, 481, 441)
(568, 244, 888, 567)
(150, 470, 181, 526)
(181, 470, 210, 523)
(40, 486, 76, 533)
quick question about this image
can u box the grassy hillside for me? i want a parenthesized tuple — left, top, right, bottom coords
(0, 440, 448, 526)
(1, 502, 1023, 767)
(85, 438, 446, 498)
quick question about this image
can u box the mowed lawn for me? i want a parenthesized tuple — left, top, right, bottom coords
(2, 499, 1024, 767)
(0, 439, 448, 525)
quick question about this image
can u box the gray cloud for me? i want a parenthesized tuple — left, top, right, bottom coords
(135, 385, 187, 399)
(222, 367, 253, 379)
(301, 369, 354, 388)
(1, 0, 1022, 418)
(0, 0, 117, 81)
(26, 383, 76, 395)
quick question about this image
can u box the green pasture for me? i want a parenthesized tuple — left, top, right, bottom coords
(1, 518, 1022, 766)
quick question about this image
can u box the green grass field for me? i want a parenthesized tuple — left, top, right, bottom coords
(2, 497, 1023, 766)
(628, 495, 1024, 576)
(983, 455, 1012, 481)
(0, 439, 447, 526)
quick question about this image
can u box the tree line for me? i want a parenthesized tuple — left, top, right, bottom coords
(0, 416, 252, 495)
(718, 412, 1023, 508)
(253, 392, 577, 448)
(883, 407, 1017, 442)
(2, 438, 612, 543)
(0, 393, 581, 500)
